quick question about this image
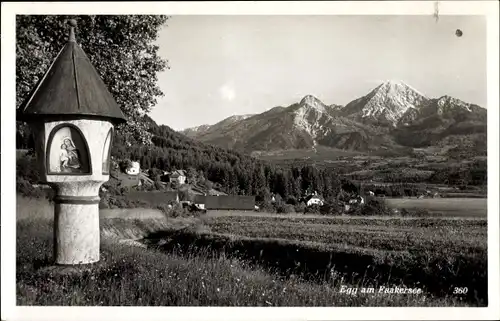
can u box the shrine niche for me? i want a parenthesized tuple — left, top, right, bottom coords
(102, 128, 113, 174)
(47, 124, 91, 174)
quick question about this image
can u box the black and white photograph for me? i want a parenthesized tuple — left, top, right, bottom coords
(1, 1, 499, 321)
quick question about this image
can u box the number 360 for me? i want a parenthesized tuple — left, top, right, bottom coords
(453, 287, 468, 294)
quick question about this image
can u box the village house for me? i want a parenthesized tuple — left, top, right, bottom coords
(348, 195, 365, 205)
(111, 162, 154, 189)
(343, 194, 366, 214)
(125, 161, 140, 175)
(169, 170, 187, 186)
(303, 192, 324, 207)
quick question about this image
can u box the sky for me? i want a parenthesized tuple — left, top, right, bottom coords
(149, 15, 487, 131)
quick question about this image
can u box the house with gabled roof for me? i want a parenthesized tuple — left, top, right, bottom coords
(169, 170, 187, 185)
(301, 191, 324, 207)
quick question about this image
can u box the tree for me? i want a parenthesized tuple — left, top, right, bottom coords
(186, 167, 198, 185)
(16, 15, 169, 146)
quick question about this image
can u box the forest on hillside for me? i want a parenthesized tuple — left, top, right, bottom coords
(108, 116, 346, 203)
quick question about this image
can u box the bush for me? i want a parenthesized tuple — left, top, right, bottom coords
(304, 204, 321, 214)
(16, 155, 40, 183)
(294, 202, 306, 214)
(157, 202, 187, 217)
(257, 200, 275, 213)
(156, 204, 172, 215)
(319, 203, 342, 216)
(119, 159, 132, 173)
(276, 204, 295, 214)
(154, 180, 164, 191)
(400, 208, 411, 217)
(16, 178, 45, 198)
(119, 186, 131, 196)
(414, 208, 432, 217)
(106, 196, 148, 209)
(99, 196, 111, 209)
(359, 197, 390, 216)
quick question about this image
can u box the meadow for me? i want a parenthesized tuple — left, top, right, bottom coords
(16, 196, 487, 307)
(385, 198, 487, 217)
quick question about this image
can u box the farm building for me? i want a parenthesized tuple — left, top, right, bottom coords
(199, 195, 255, 211)
(193, 195, 206, 210)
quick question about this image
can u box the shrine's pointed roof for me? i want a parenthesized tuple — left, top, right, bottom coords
(18, 19, 126, 124)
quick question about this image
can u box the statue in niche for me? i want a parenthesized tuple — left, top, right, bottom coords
(59, 137, 82, 172)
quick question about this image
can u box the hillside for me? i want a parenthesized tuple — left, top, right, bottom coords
(181, 81, 487, 156)
(181, 114, 254, 138)
(106, 115, 345, 201)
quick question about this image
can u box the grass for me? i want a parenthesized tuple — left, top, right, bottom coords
(201, 215, 487, 252)
(385, 198, 487, 217)
(144, 214, 487, 305)
(17, 219, 469, 307)
(16, 197, 485, 306)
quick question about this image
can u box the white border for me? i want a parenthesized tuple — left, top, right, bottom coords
(2, 2, 499, 321)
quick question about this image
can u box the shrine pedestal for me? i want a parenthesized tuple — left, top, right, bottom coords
(52, 182, 104, 265)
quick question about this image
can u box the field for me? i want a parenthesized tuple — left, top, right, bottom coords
(385, 198, 487, 217)
(16, 196, 487, 307)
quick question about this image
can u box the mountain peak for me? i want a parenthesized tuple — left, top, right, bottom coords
(341, 80, 429, 126)
(437, 95, 458, 103)
(300, 94, 320, 104)
(299, 95, 327, 112)
(382, 79, 406, 86)
(436, 95, 472, 112)
(375, 80, 427, 98)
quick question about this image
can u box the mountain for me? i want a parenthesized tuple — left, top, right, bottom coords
(181, 124, 212, 137)
(180, 81, 487, 156)
(340, 80, 429, 126)
(181, 114, 254, 139)
(393, 95, 487, 150)
(181, 93, 397, 153)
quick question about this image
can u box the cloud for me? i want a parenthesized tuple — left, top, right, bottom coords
(219, 83, 236, 102)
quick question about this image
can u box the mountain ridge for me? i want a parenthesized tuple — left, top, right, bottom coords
(180, 81, 486, 156)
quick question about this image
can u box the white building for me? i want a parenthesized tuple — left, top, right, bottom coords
(305, 193, 324, 207)
(125, 161, 140, 175)
(169, 170, 187, 185)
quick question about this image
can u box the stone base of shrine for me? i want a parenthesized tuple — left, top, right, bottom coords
(53, 196, 101, 265)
